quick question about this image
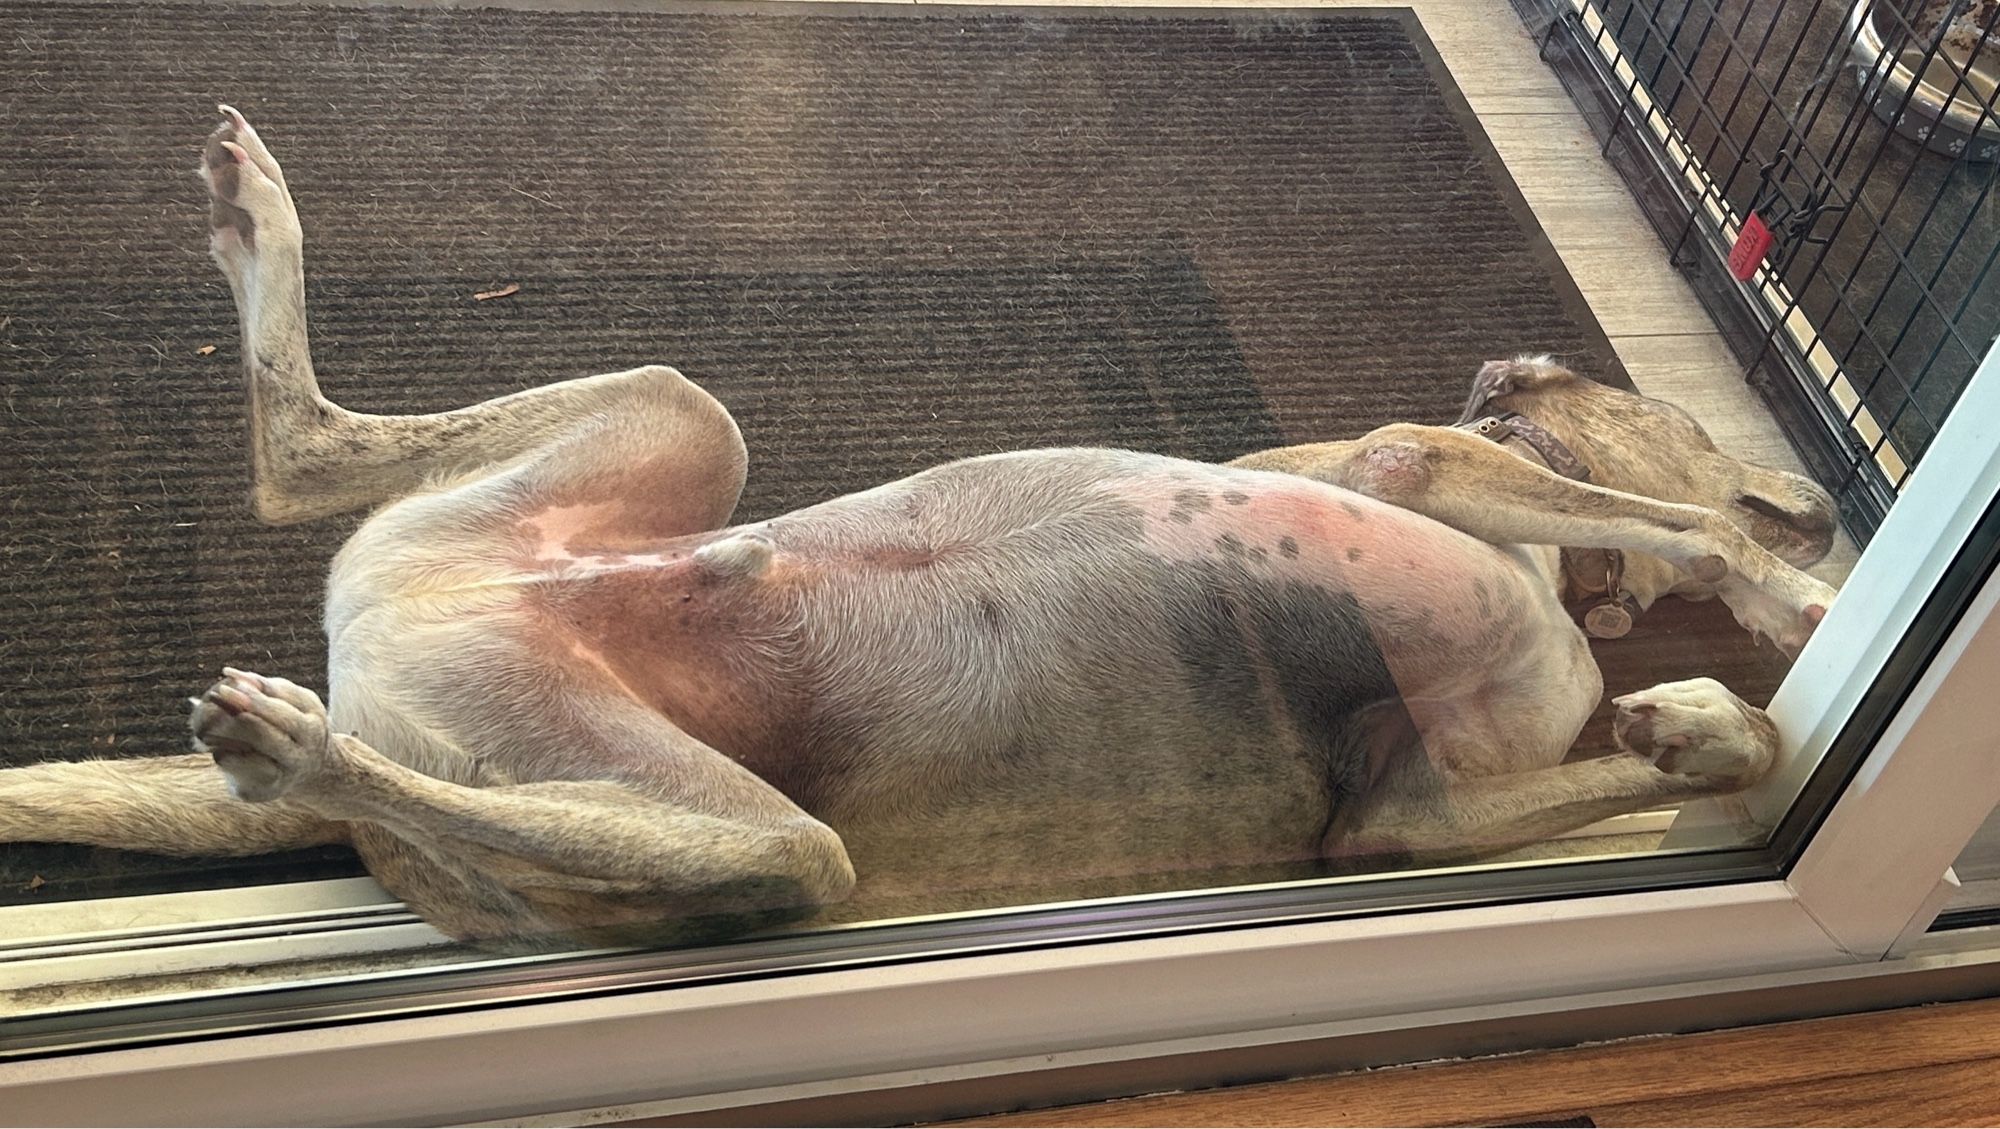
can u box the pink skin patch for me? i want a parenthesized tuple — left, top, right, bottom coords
(519, 502, 703, 574)
(525, 553, 801, 776)
(521, 501, 630, 559)
(1134, 475, 1516, 623)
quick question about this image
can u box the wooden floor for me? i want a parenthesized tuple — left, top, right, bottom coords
(956, 996, 2000, 1127)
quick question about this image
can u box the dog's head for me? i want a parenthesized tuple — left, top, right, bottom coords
(1462, 356, 1838, 572)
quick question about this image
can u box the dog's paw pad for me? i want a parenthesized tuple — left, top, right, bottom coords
(189, 668, 331, 803)
(202, 107, 296, 259)
(1613, 678, 1775, 789)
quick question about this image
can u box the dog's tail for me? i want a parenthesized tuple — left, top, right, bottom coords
(0, 753, 348, 858)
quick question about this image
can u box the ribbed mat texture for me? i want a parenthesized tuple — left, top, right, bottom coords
(1, 2, 1752, 902)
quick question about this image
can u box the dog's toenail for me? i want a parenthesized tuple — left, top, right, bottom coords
(223, 666, 267, 689)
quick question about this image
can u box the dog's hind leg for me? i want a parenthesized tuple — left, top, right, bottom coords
(1233, 424, 1836, 656)
(204, 107, 745, 528)
(0, 754, 346, 856)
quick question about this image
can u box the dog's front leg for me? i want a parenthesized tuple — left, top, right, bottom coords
(188, 670, 854, 943)
(1234, 425, 1837, 656)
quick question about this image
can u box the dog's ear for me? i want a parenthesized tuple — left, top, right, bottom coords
(1457, 357, 1575, 423)
(1729, 465, 1838, 568)
(1456, 356, 1576, 424)
(1475, 359, 1520, 395)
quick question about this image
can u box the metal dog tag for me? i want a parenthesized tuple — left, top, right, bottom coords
(1584, 598, 1635, 639)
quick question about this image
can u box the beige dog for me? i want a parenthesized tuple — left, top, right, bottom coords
(0, 109, 1838, 947)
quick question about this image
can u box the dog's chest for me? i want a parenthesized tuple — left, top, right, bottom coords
(1126, 473, 1552, 680)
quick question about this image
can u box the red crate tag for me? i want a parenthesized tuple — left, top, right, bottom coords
(1728, 212, 1774, 280)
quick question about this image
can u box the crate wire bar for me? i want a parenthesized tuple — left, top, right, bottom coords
(1513, 0, 2000, 540)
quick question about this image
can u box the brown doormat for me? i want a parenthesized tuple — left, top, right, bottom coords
(0, 1, 1785, 904)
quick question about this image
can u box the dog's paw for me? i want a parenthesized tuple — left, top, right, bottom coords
(203, 105, 299, 263)
(1613, 677, 1777, 791)
(189, 667, 333, 803)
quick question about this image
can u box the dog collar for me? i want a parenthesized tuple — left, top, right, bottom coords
(1456, 412, 1591, 483)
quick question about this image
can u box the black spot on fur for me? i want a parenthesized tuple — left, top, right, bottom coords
(1216, 533, 1245, 557)
(1346, 546, 1363, 563)
(1222, 491, 1250, 506)
(1167, 489, 1214, 525)
(1163, 559, 1419, 835)
(1279, 536, 1300, 559)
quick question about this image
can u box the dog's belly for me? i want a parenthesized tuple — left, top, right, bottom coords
(531, 450, 1541, 881)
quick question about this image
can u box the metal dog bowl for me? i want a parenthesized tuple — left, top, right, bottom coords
(1848, 0, 2000, 161)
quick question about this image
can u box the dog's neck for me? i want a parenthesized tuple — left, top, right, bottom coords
(1455, 410, 1647, 637)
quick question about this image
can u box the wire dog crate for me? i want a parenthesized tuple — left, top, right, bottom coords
(1514, 0, 2000, 541)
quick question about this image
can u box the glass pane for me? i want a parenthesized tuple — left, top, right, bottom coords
(1943, 808, 2000, 922)
(1, 0, 1995, 1054)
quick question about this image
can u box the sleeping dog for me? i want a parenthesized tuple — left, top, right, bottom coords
(0, 109, 1838, 945)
